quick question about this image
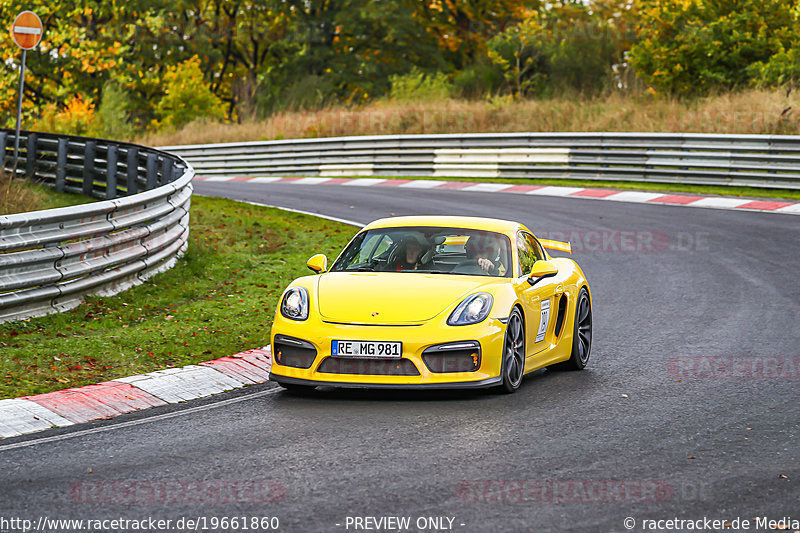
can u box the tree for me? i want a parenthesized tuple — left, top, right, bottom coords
(629, 0, 800, 95)
(155, 56, 226, 131)
(488, 1, 635, 96)
(412, 0, 532, 69)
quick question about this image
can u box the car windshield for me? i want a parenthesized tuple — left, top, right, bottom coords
(330, 226, 512, 277)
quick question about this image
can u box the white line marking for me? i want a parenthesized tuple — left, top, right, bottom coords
(236, 200, 365, 227)
(291, 177, 333, 185)
(525, 186, 584, 196)
(202, 177, 235, 182)
(341, 178, 387, 186)
(115, 366, 243, 403)
(399, 180, 449, 188)
(689, 197, 751, 209)
(603, 191, 664, 203)
(247, 177, 284, 183)
(462, 183, 513, 193)
(776, 203, 800, 214)
(0, 399, 73, 438)
(0, 388, 282, 452)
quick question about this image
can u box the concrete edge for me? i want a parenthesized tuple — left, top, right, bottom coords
(195, 176, 800, 215)
(0, 347, 272, 439)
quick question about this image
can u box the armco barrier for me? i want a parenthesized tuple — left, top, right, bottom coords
(0, 129, 193, 323)
(162, 132, 800, 190)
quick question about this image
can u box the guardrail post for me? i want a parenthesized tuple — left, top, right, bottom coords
(55, 138, 68, 193)
(126, 147, 138, 196)
(83, 140, 96, 196)
(25, 133, 37, 178)
(160, 157, 173, 186)
(146, 154, 158, 190)
(106, 145, 119, 199)
(0, 131, 6, 169)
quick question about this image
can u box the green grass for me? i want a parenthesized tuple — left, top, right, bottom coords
(364, 176, 800, 200)
(0, 195, 354, 399)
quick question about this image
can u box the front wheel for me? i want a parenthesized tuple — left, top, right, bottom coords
(553, 287, 592, 371)
(499, 308, 525, 393)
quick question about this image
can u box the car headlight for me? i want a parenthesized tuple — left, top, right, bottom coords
(447, 293, 493, 326)
(281, 287, 309, 321)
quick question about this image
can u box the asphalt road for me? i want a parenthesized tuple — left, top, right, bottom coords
(1, 182, 798, 533)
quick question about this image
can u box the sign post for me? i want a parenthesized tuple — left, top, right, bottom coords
(9, 11, 43, 177)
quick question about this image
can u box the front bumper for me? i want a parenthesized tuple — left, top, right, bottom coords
(269, 313, 506, 388)
(269, 374, 502, 389)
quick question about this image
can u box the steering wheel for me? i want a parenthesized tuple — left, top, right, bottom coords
(452, 259, 487, 275)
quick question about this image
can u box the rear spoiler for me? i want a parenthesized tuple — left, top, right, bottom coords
(539, 238, 572, 255)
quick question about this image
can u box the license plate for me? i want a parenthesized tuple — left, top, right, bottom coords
(332, 340, 402, 358)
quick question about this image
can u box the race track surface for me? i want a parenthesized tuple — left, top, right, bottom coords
(1, 181, 797, 533)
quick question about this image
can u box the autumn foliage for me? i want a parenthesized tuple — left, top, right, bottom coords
(2, 0, 800, 139)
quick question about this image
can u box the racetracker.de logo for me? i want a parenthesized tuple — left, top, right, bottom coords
(69, 480, 286, 504)
(667, 356, 800, 379)
(535, 230, 710, 253)
(456, 480, 673, 504)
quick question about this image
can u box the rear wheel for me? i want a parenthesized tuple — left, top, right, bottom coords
(499, 308, 525, 393)
(554, 287, 592, 371)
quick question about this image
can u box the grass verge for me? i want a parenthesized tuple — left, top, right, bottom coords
(0, 195, 354, 399)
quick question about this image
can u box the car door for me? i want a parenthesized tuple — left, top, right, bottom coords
(515, 232, 559, 365)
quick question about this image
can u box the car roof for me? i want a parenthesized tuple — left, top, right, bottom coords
(362, 215, 528, 236)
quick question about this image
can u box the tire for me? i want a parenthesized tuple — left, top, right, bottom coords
(553, 287, 592, 371)
(498, 307, 525, 393)
(278, 382, 317, 392)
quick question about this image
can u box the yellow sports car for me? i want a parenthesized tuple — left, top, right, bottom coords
(269, 216, 592, 393)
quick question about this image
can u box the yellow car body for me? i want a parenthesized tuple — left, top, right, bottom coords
(269, 216, 592, 392)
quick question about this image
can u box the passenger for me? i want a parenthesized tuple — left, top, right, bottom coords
(387, 233, 434, 271)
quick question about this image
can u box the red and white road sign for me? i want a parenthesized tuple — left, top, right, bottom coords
(11, 11, 43, 50)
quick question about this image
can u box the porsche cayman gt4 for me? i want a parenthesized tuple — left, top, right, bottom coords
(269, 216, 592, 393)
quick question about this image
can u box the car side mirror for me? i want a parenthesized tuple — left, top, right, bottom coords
(528, 260, 558, 286)
(307, 254, 328, 273)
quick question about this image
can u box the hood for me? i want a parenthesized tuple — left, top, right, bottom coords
(316, 272, 496, 324)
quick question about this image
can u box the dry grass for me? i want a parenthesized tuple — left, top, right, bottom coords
(0, 168, 94, 215)
(140, 89, 800, 147)
(0, 169, 52, 215)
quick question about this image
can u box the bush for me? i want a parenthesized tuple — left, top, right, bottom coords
(155, 56, 226, 131)
(389, 68, 452, 101)
(34, 95, 101, 137)
(281, 74, 339, 111)
(630, 0, 800, 95)
(749, 46, 800, 88)
(487, 4, 629, 97)
(453, 62, 505, 99)
(98, 81, 135, 140)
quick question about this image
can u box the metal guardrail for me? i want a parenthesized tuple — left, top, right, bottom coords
(0, 129, 193, 323)
(163, 132, 800, 190)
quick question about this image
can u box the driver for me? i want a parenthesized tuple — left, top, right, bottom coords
(464, 234, 505, 276)
(386, 233, 434, 271)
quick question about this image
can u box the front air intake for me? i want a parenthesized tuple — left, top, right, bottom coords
(422, 341, 481, 373)
(274, 335, 317, 369)
(317, 357, 420, 376)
